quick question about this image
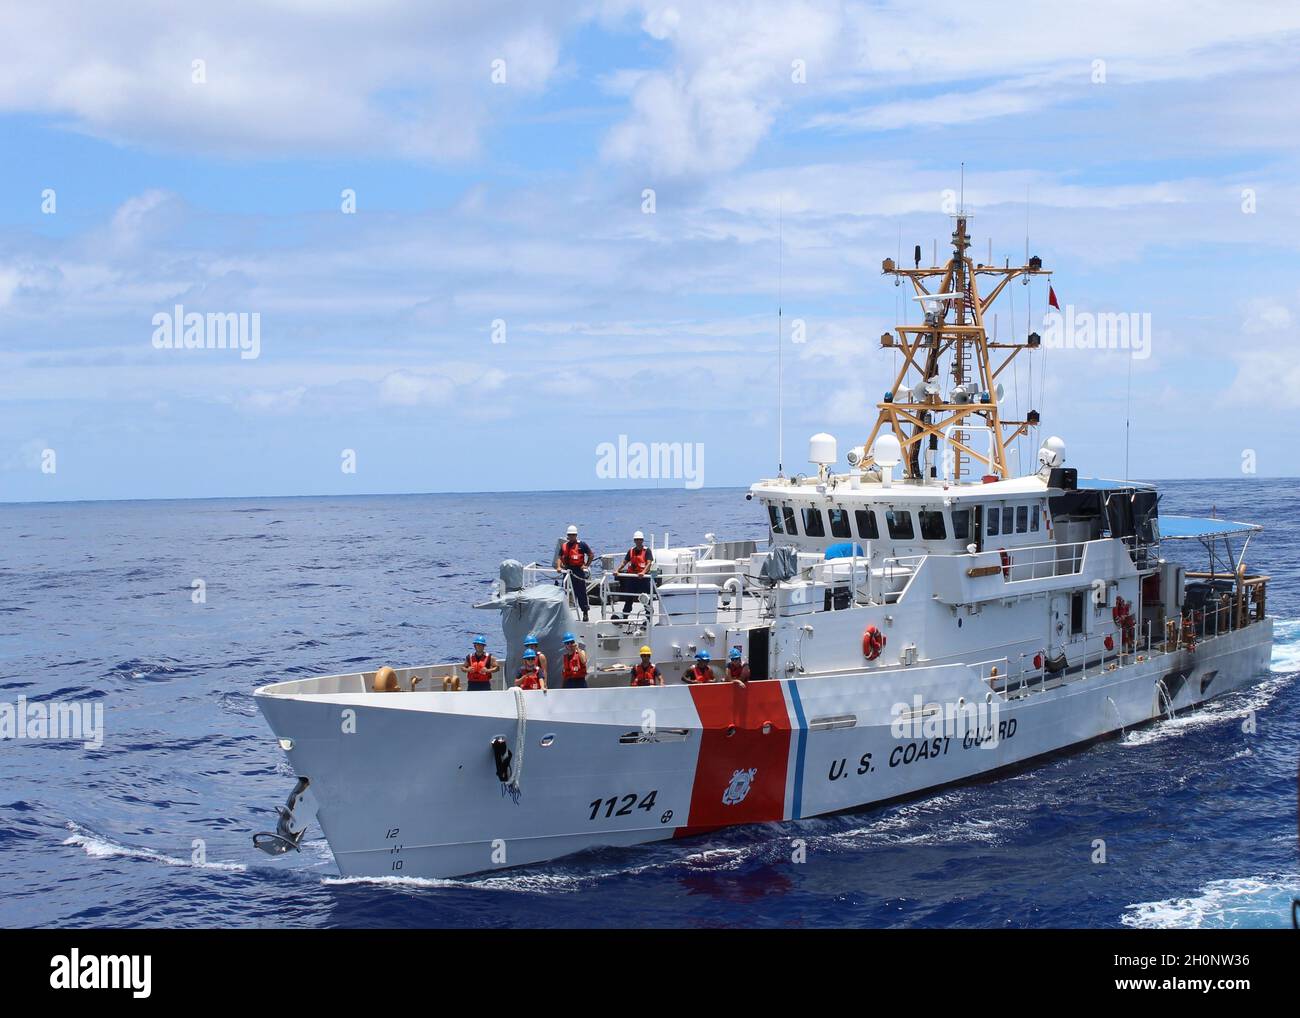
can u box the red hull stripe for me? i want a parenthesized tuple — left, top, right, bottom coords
(677, 681, 793, 834)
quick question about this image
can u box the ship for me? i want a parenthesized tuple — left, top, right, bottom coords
(252, 212, 1274, 879)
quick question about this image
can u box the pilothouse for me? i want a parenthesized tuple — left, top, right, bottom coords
(252, 211, 1275, 881)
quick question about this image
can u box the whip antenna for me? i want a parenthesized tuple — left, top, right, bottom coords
(777, 197, 784, 477)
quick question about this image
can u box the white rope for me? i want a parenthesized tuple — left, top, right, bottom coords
(509, 686, 527, 795)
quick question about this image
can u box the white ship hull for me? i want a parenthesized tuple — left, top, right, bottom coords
(255, 619, 1272, 880)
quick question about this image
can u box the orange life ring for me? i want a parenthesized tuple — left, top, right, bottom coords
(862, 625, 886, 660)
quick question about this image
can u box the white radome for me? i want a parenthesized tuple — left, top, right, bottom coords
(808, 433, 837, 467)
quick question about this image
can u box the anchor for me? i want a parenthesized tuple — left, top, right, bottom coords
(252, 776, 311, 855)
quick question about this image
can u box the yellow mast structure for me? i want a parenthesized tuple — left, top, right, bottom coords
(861, 213, 1050, 482)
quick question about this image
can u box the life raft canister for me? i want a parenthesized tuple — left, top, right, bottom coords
(561, 540, 586, 568)
(626, 546, 650, 574)
(862, 624, 886, 660)
(562, 650, 587, 680)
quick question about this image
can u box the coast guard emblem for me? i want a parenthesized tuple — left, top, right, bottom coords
(722, 767, 757, 806)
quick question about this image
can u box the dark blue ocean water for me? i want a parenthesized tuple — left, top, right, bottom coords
(1, 480, 1296, 928)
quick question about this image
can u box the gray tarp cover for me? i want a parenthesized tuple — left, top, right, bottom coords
(760, 545, 799, 582)
(486, 582, 574, 681)
(498, 558, 525, 592)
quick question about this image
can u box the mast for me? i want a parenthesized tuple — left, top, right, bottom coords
(863, 210, 1049, 482)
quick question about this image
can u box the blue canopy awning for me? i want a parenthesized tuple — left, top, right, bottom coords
(1159, 515, 1261, 541)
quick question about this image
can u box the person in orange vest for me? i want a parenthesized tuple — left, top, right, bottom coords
(554, 524, 594, 621)
(724, 647, 751, 683)
(560, 633, 588, 689)
(682, 649, 715, 684)
(516, 649, 547, 690)
(523, 633, 547, 684)
(615, 530, 655, 618)
(630, 646, 663, 686)
(459, 635, 499, 691)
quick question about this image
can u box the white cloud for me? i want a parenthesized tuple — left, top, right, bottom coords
(0, 1, 580, 160)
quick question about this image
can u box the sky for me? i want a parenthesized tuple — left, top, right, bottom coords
(2, 0, 1298, 503)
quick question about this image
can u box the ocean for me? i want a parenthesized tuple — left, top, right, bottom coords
(1, 479, 1296, 928)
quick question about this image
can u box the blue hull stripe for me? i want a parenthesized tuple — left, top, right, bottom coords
(787, 680, 808, 820)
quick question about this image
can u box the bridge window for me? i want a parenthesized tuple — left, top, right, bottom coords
(802, 507, 826, 537)
(855, 509, 879, 540)
(828, 507, 852, 539)
(987, 507, 1000, 537)
(1016, 505, 1028, 533)
(768, 505, 783, 534)
(918, 510, 947, 540)
(952, 509, 970, 541)
(1031, 502, 1041, 532)
(886, 510, 914, 540)
(782, 504, 798, 534)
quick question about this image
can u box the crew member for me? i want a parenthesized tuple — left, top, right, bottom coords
(554, 524, 594, 621)
(682, 649, 715, 684)
(616, 530, 654, 618)
(516, 649, 546, 690)
(523, 634, 547, 684)
(560, 633, 588, 689)
(460, 636, 499, 691)
(630, 646, 662, 686)
(724, 647, 751, 683)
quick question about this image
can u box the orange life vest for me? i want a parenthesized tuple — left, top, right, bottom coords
(517, 666, 543, 690)
(631, 662, 659, 686)
(689, 663, 715, 684)
(465, 652, 493, 684)
(726, 661, 749, 680)
(561, 540, 587, 569)
(562, 650, 586, 680)
(625, 546, 650, 574)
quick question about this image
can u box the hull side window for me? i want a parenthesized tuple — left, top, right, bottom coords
(782, 504, 799, 534)
(919, 510, 946, 540)
(886, 510, 914, 540)
(802, 507, 826, 538)
(952, 509, 970, 541)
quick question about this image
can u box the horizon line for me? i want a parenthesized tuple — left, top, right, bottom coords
(1, 474, 1293, 508)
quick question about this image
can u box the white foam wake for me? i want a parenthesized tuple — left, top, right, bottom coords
(1121, 672, 1293, 747)
(62, 821, 247, 872)
(1121, 873, 1300, 929)
(1271, 618, 1300, 674)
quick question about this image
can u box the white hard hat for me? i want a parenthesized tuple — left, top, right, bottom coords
(633, 530, 644, 540)
(566, 524, 578, 535)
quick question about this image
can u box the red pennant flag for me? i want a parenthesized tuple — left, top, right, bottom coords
(1048, 285, 1060, 310)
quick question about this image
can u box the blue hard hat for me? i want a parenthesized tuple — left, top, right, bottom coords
(523, 649, 537, 659)
(695, 649, 710, 661)
(729, 647, 742, 660)
(563, 632, 576, 643)
(524, 634, 539, 646)
(473, 634, 486, 645)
